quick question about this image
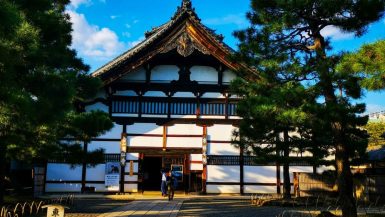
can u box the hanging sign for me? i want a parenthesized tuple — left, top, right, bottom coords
(105, 162, 120, 191)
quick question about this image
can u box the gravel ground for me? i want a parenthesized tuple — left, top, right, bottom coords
(177, 199, 290, 217)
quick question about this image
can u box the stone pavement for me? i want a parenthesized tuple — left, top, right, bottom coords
(95, 199, 183, 217)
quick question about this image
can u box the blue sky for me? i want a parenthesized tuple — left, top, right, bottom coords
(67, 0, 385, 114)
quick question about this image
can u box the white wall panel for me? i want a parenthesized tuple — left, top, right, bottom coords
(173, 92, 195, 97)
(88, 141, 120, 153)
(127, 123, 163, 134)
(244, 185, 277, 194)
(191, 154, 203, 161)
(208, 143, 239, 155)
(85, 184, 107, 192)
(45, 183, 81, 192)
(86, 164, 105, 181)
(124, 162, 138, 172)
(124, 175, 138, 182)
(124, 184, 138, 192)
(126, 153, 139, 160)
(207, 185, 240, 194)
(168, 124, 202, 135)
(244, 166, 277, 183)
(143, 91, 166, 97)
(128, 137, 162, 147)
(121, 67, 146, 82)
(223, 69, 236, 83)
(190, 66, 218, 84)
(46, 164, 82, 181)
(201, 92, 225, 98)
(207, 125, 236, 141)
(207, 165, 240, 182)
(151, 65, 179, 82)
(190, 163, 203, 170)
(85, 102, 108, 113)
(167, 137, 202, 148)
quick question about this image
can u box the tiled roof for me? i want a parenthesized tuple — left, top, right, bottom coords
(92, 0, 235, 80)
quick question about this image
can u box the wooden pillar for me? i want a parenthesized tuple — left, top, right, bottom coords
(276, 162, 281, 194)
(120, 126, 127, 193)
(81, 142, 88, 193)
(240, 145, 244, 195)
(162, 126, 167, 151)
(202, 125, 207, 194)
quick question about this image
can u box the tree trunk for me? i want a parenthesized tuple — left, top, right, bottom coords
(0, 142, 6, 205)
(336, 141, 357, 217)
(283, 130, 291, 199)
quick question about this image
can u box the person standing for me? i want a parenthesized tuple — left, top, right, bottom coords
(161, 168, 167, 196)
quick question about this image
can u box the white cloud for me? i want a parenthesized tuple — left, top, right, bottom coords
(122, 32, 131, 38)
(320, 25, 354, 40)
(125, 24, 131, 28)
(127, 37, 145, 48)
(203, 14, 247, 28)
(67, 10, 125, 60)
(69, 0, 91, 9)
(365, 104, 385, 114)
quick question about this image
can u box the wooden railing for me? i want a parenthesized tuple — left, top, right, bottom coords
(111, 96, 238, 117)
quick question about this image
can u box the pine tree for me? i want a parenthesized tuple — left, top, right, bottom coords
(0, 0, 112, 204)
(232, 1, 383, 216)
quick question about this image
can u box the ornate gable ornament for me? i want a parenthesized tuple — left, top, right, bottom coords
(161, 26, 210, 57)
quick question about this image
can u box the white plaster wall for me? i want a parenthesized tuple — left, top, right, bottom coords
(207, 185, 240, 194)
(85, 184, 107, 192)
(125, 175, 138, 182)
(151, 65, 179, 82)
(244, 166, 277, 183)
(85, 102, 109, 113)
(208, 143, 239, 155)
(86, 164, 105, 181)
(191, 154, 203, 161)
(114, 90, 137, 96)
(143, 91, 167, 97)
(46, 163, 82, 181)
(190, 66, 218, 84)
(97, 123, 122, 139)
(45, 183, 81, 192)
(124, 184, 138, 192)
(223, 69, 236, 84)
(168, 124, 202, 135)
(201, 92, 225, 98)
(124, 162, 139, 172)
(126, 153, 139, 161)
(207, 125, 236, 141)
(127, 123, 163, 134)
(207, 165, 240, 182)
(121, 67, 146, 82)
(128, 136, 162, 147)
(88, 141, 120, 153)
(167, 137, 202, 148)
(190, 163, 203, 170)
(244, 185, 277, 194)
(173, 92, 196, 97)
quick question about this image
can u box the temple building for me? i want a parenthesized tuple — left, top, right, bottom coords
(44, 0, 323, 194)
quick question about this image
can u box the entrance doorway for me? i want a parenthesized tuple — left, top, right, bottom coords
(142, 156, 162, 190)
